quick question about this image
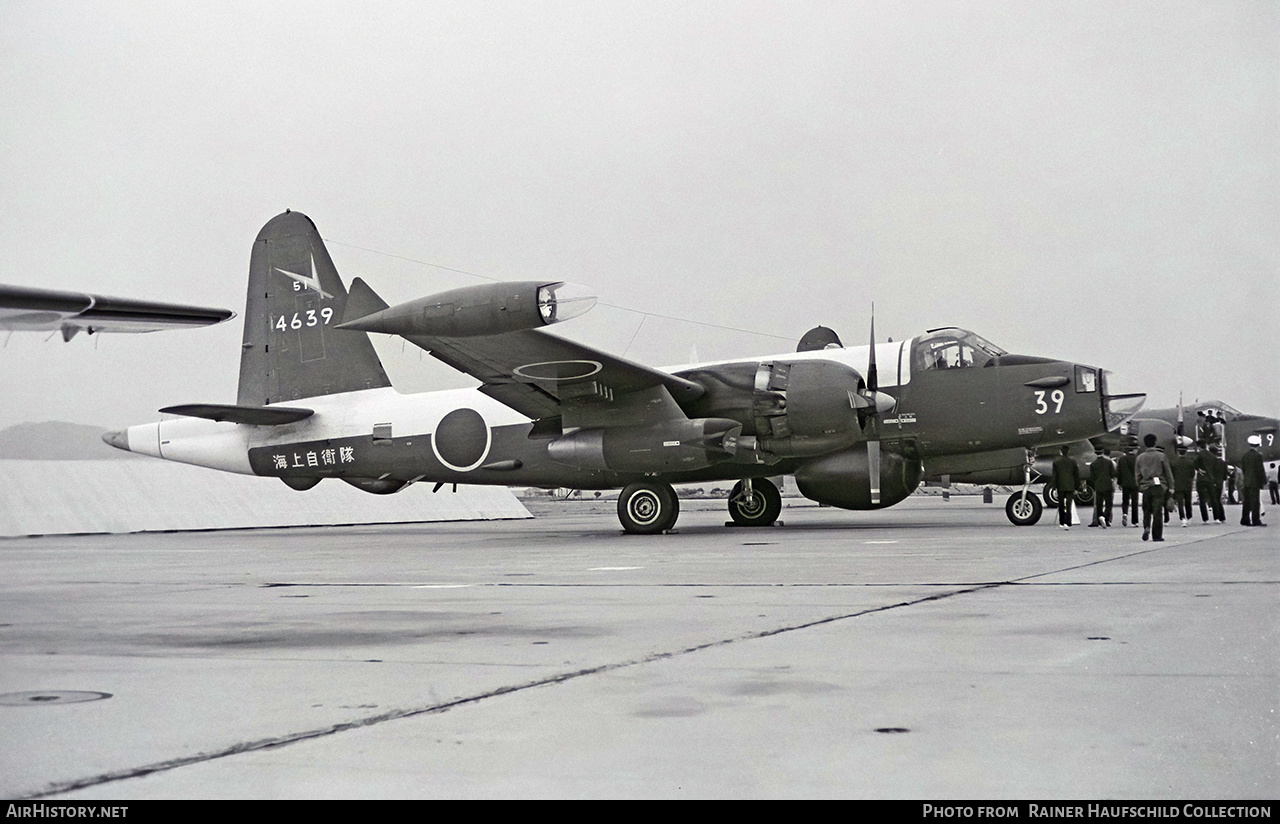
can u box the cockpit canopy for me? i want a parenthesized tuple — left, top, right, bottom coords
(1194, 401, 1242, 419)
(913, 328, 1008, 371)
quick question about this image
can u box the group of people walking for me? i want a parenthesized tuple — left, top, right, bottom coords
(1050, 435, 1270, 540)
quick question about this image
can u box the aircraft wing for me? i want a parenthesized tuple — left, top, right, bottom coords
(415, 327, 705, 420)
(0, 283, 235, 341)
(346, 278, 703, 422)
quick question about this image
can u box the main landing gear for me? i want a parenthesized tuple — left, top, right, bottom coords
(615, 477, 785, 534)
(617, 481, 680, 534)
(1042, 483, 1095, 508)
(727, 478, 782, 527)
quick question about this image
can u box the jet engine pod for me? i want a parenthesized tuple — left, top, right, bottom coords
(337, 280, 595, 337)
(547, 418, 742, 473)
(794, 446, 923, 510)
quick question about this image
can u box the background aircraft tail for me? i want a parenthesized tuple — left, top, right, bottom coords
(236, 210, 392, 406)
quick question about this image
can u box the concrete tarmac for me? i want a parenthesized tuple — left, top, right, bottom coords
(1, 496, 1275, 799)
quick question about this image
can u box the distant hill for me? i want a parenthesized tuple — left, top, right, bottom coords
(0, 421, 142, 460)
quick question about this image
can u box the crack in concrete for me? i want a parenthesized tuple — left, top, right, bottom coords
(22, 581, 998, 799)
(22, 538, 1272, 798)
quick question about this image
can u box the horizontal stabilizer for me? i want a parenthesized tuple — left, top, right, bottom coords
(159, 404, 315, 425)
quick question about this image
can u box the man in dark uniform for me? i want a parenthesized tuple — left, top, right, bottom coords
(1136, 433, 1174, 542)
(1240, 446, 1266, 527)
(1195, 442, 1217, 523)
(1088, 448, 1116, 528)
(1197, 412, 1213, 445)
(1208, 446, 1228, 523)
(1051, 445, 1081, 530)
(1171, 446, 1197, 528)
(1116, 446, 1139, 527)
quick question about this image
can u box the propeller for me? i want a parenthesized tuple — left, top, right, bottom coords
(857, 306, 901, 504)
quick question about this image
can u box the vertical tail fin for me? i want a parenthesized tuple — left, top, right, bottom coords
(237, 211, 392, 406)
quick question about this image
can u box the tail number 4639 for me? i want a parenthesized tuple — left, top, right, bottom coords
(274, 308, 334, 331)
(1034, 389, 1064, 415)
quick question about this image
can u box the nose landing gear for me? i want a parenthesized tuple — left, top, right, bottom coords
(1006, 450, 1044, 526)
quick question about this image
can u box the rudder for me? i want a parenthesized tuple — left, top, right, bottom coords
(237, 211, 392, 405)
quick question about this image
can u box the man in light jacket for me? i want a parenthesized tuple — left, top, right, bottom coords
(1136, 434, 1174, 542)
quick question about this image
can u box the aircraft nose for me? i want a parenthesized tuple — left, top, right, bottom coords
(101, 429, 130, 452)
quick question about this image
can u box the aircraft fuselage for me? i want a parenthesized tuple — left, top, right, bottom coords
(116, 339, 1122, 494)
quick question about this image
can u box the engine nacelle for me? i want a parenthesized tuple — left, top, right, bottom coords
(280, 476, 322, 491)
(795, 447, 923, 510)
(547, 418, 742, 472)
(342, 477, 407, 495)
(678, 358, 866, 460)
(1118, 418, 1190, 452)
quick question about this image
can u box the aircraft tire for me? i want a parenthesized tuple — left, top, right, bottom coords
(1073, 485, 1095, 506)
(1006, 492, 1043, 526)
(728, 478, 782, 526)
(617, 481, 679, 534)
(1042, 484, 1060, 508)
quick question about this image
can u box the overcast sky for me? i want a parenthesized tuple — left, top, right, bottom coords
(1, 0, 1275, 433)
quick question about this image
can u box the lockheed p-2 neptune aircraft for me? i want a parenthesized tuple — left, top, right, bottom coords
(105, 211, 1145, 533)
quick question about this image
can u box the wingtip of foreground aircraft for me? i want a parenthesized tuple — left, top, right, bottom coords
(0, 283, 235, 339)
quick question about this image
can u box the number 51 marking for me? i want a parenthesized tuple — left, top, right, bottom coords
(1035, 389, 1064, 415)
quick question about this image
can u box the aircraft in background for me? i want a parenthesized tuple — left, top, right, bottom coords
(0, 283, 234, 341)
(1119, 401, 1279, 469)
(104, 210, 1144, 534)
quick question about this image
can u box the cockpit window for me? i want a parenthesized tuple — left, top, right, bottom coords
(1201, 401, 1242, 418)
(914, 328, 1007, 371)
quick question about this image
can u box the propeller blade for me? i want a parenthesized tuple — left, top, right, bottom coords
(867, 304, 878, 396)
(868, 438, 881, 505)
(865, 304, 882, 505)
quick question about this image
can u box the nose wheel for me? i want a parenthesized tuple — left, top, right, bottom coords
(1006, 491, 1043, 526)
(1008, 452, 1044, 525)
(618, 481, 679, 534)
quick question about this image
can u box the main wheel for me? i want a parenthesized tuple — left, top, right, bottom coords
(1043, 484, 1060, 508)
(617, 481, 679, 534)
(728, 478, 782, 526)
(1073, 484, 1095, 506)
(1006, 492, 1043, 526)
